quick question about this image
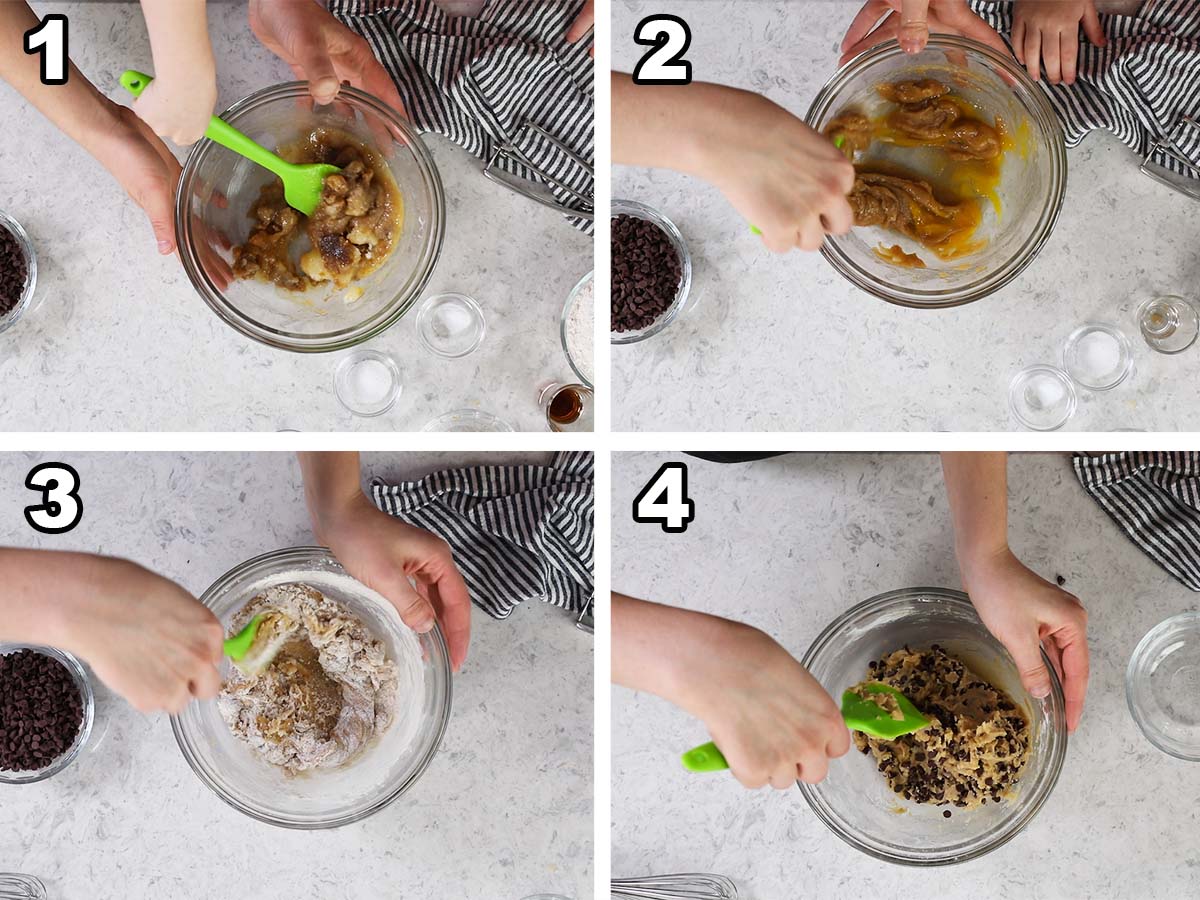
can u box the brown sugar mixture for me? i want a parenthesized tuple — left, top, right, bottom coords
(850, 646, 1030, 811)
(232, 128, 402, 293)
(826, 79, 1013, 264)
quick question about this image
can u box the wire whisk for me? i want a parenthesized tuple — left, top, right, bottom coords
(0, 874, 46, 900)
(612, 873, 738, 899)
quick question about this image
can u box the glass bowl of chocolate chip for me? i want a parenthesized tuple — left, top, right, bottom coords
(0, 644, 94, 784)
(176, 83, 445, 352)
(798, 587, 1067, 866)
(611, 199, 692, 344)
(807, 36, 1067, 309)
(0, 211, 37, 336)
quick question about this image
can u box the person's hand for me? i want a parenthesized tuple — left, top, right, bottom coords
(248, 0, 406, 116)
(313, 492, 471, 671)
(52, 558, 223, 714)
(841, 0, 1010, 65)
(566, 0, 594, 56)
(676, 619, 850, 788)
(1012, 0, 1105, 85)
(90, 102, 183, 255)
(959, 547, 1089, 732)
(694, 89, 855, 253)
(133, 71, 217, 145)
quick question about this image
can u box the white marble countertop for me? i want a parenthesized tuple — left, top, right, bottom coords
(612, 451, 1199, 898)
(612, 1, 1200, 432)
(0, 451, 593, 900)
(0, 2, 592, 432)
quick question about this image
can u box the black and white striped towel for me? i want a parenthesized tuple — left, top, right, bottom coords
(328, 0, 594, 231)
(1075, 451, 1200, 590)
(372, 451, 593, 619)
(970, 0, 1200, 181)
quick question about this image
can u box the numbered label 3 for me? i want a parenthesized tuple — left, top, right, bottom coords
(632, 15, 693, 85)
(25, 462, 83, 534)
(633, 462, 695, 534)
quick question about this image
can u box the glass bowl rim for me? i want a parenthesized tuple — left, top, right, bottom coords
(170, 545, 453, 829)
(610, 198, 692, 344)
(0, 210, 39, 337)
(560, 268, 594, 388)
(797, 585, 1067, 866)
(421, 408, 516, 432)
(806, 35, 1068, 309)
(0, 643, 95, 784)
(1125, 610, 1200, 762)
(175, 82, 446, 354)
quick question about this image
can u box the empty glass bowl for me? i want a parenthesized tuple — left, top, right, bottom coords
(611, 199, 691, 344)
(0, 211, 37, 336)
(1127, 612, 1200, 761)
(798, 587, 1067, 865)
(806, 37, 1067, 308)
(1009, 364, 1077, 431)
(177, 83, 445, 352)
(0, 644, 94, 784)
(171, 547, 452, 828)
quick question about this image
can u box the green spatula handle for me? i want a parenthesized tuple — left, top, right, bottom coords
(119, 69, 295, 182)
(681, 741, 729, 772)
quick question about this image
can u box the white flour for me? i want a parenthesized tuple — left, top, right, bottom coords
(566, 274, 594, 385)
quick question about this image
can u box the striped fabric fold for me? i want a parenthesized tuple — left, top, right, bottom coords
(970, 0, 1200, 181)
(1074, 451, 1200, 591)
(372, 451, 594, 619)
(327, 0, 594, 232)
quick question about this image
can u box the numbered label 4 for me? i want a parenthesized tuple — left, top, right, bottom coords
(24, 13, 69, 86)
(632, 15, 693, 85)
(633, 462, 695, 534)
(25, 463, 83, 534)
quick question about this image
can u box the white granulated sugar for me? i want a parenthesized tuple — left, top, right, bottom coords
(1077, 331, 1121, 376)
(566, 276, 594, 385)
(432, 304, 474, 339)
(348, 359, 393, 405)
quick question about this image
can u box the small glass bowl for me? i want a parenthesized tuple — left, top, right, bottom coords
(416, 292, 486, 358)
(0, 211, 38, 336)
(0, 644, 94, 784)
(807, 37, 1067, 308)
(421, 409, 515, 432)
(1009, 364, 1077, 431)
(176, 83, 445, 353)
(334, 349, 402, 417)
(798, 588, 1067, 866)
(611, 199, 692, 344)
(171, 547, 453, 829)
(561, 270, 594, 388)
(1127, 612, 1200, 761)
(1063, 323, 1133, 391)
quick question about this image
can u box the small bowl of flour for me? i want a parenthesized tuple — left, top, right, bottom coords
(560, 270, 594, 389)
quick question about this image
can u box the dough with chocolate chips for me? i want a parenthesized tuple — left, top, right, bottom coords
(850, 646, 1030, 811)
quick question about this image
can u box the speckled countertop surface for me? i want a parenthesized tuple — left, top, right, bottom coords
(612, 451, 1198, 898)
(0, 452, 593, 900)
(612, 1, 1200, 432)
(0, 2, 592, 432)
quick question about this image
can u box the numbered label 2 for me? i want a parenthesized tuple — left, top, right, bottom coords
(633, 462, 695, 534)
(25, 463, 83, 534)
(632, 15, 692, 85)
(24, 13, 69, 86)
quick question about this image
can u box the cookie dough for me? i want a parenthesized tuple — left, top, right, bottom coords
(218, 583, 398, 775)
(850, 646, 1030, 811)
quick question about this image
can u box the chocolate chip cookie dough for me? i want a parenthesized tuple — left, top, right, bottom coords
(850, 646, 1030, 811)
(218, 583, 398, 775)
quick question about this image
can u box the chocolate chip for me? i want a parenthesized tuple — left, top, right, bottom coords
(943, 810, 952, 818)
(1056, 574, 1066, 586)
(0, 223, 30, 318)
(0, 649, 83, 772)
(610, 214, 682, 333)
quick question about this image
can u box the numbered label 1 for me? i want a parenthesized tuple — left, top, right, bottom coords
(24, 13, 69, 86)
(632, 14, 693, 85)
(633, 462, 695, 534)
(24, 463, 83, 534)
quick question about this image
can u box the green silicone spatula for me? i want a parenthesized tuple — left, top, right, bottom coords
(119, 69, 339, 216)
(681, 683, 930, 773)
(222, 611, 297, 676)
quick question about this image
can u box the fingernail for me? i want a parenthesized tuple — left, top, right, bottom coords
(1031, 682, 1050, 699)
(157, 239, 173, 254)
(414, 618, 434, 634)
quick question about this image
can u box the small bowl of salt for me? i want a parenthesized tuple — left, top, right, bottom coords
(560, 270, 593, 389)
(334, 349, 402, 417)
(1063, 322, 1133, 392)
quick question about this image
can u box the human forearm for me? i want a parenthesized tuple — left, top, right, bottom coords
(0, 549, 121, 649)
(298, 452, 366, 541)
(141, 0, 214, 81)
(612, 72, 727, 178)
(941, 452, 1010, 567)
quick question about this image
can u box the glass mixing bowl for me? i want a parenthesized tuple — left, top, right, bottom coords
(0, 644, 95, 784)
(177, 83, 445, 352)
(798, 587, 1067, 865)
(806, 37, 1067, 308)
(172, 547, 452, 829)
(1126, 611, 1200, 761)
